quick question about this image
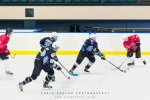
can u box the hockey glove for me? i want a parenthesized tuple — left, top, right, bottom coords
(136, 42, 141, 47)
(133, 46, 137, 52)
(5, 50, 10, 55)
(93, 48, 102, 56)
(126, 46, 132, 53)
(129, 43, 136, 52)
(54, 56, 58, 62)
(55, 65, 62, 70)
(100, 53, 106, 60)
(97, 52, 102, 57)
(93, 48, 97, 53)
(5, 47, 10, 55)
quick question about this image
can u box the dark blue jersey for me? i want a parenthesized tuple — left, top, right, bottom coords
(40, 37, 54, 48)
(37, 49, 58, 68)
(81, 39, 100, 53)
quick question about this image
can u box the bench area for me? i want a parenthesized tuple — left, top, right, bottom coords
(84, 26, 150, 32)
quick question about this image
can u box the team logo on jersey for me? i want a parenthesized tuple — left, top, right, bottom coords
(46, 39, 52, 44)
(51, 53, 56, 58)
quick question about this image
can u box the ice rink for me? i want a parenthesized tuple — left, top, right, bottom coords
(0, 55, 149, 100)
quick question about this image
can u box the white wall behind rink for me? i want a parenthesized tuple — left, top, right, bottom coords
(1, 33, 149, 51)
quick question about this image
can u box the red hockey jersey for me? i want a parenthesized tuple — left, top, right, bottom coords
(123, 34, 140, 52)
(0, 34, 10, 54)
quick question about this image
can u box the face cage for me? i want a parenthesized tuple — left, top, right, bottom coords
(90, 37, 96, 41)
(53, 46, 59, 52)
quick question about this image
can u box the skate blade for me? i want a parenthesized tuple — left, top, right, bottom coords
(84, 71, 90, 74)
(43, 87, 52, 90)
(6, 74, 13, 77)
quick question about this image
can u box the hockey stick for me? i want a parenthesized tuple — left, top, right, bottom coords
(60, 70, 70, 80)
(118, 52, 133, 68)
(58, 61, 78, 76)
(106, 59, 129, 73)
(10, 54, 16, 59)
(111, 52, 132, 70)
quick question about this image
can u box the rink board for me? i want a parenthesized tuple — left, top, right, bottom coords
(2, 32, 150, 55)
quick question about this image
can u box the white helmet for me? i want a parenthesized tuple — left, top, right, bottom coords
(122, 34, 128, 41)
(89, 33, 96, 42)
(52, 43, 60, 51)
(51, 32, 59, 42)
(89, 33, 96, 38)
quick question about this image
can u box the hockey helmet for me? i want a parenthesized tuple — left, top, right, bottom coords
(122, 34, 129, 41)
(89, 32, 96, 41)
(52, 43, 60, 52)
(6, 28, 13, 34)
(51, 32, 59, 42)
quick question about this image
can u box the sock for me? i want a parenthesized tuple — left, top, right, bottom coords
(23, 77, 33, 85)
(86, 61, 93, 69)
(45, 75, 53, 84)
(137, 58, 145, 62)
(128, 57, 134, 63)
(72, 62, 79, 70)
(3, 59, 10, 71)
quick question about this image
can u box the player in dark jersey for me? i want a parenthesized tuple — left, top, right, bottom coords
(69, 33, 106, 74)
(40, 32, 58, 51)
(40, 32, 59, 81)
(17, 43, 61, 92)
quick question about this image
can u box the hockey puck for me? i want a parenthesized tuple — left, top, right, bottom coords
(68, 76, 70, 80)
(123, 68, 129, 73)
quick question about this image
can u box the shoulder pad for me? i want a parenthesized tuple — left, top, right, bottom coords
(85, 39, 90, 42)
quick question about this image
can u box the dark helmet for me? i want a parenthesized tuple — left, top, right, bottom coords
(6, 28, 13, 34)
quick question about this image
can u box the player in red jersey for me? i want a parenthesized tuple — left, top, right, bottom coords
(0, 28, 13, 75)
(123, 34, 146, 66)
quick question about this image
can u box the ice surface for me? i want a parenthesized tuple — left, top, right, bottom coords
(0, 55, 149, 100)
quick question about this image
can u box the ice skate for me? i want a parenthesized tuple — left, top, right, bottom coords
(17, 82, 23, 92)
(69, 69, 74, 75)
(143, 60, 146, 65)
(43, 82, 52, 89)
(127, 61, 135, 66)
(84, 67, 90, 73)
(6, 71, 13, 76)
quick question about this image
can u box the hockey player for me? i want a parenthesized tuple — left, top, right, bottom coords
(69, 33, 106, 74)
(123, 34, 146, 66)
(40, 32, 59, 81)
(17, 43, 61, 92)
(40, 32, 58, 52)
(0, 28, 13, 75)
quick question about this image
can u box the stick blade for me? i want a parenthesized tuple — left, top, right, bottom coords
(111, 68, 118, 70)
(71, 74, 78, 76)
